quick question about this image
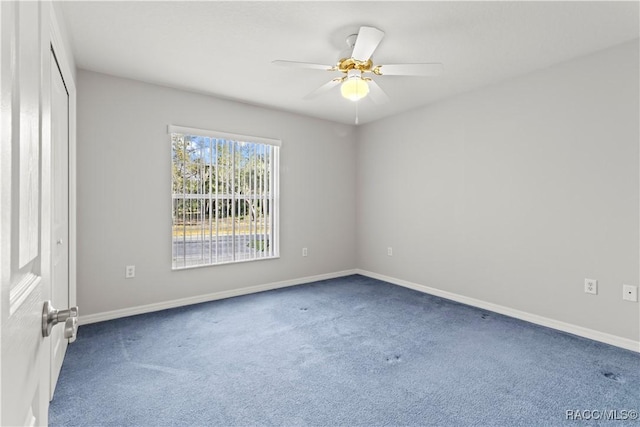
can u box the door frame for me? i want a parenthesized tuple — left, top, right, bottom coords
(44, 2, 77, 400)
(49, 0, 76, 318)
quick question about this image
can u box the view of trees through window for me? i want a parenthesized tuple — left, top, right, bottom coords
(171, 131, 279, 269)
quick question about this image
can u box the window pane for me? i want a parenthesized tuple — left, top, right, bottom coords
(171, 130, 279, 269)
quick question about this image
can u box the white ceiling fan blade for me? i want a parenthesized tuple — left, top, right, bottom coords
(367, 79, 390, 105)
(304, 79, 342, 99)
(351, 26, 385, 62)
(272, 60, 335, 71)
(376, 63, 444, 76)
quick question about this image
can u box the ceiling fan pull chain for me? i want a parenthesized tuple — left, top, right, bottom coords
(355, 100, 359, 125)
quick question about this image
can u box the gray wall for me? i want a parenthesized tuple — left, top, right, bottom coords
(77, 70, 357, 315)
(356, 40, 639, 341)
(77, 40, 639, 343)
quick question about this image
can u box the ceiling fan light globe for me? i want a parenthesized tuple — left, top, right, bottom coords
(341, 77, 369, 101)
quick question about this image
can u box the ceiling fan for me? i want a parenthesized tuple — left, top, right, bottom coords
(273, 26, 443, 104)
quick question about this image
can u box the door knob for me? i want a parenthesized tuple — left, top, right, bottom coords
(42, 301, 79, 342)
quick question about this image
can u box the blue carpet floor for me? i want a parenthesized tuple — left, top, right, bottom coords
(50, 275, 640, 426)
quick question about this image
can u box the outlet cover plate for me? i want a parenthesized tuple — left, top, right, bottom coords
(125, 265, 135, 279)
(622, 284, 638, 302)
(584, 278, 597, 295)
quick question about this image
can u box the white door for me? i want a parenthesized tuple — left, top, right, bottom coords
(50, 50, 70, 400)
(1, 1, 52, 425)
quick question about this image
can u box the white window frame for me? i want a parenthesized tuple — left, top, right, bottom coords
(169, 125, 280, 269)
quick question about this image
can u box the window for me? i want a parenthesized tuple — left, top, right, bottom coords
(169, 125, 280, 269)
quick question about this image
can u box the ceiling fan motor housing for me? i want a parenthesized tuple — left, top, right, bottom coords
(337, 57, 374, 73)
(337, 33, 373, 73)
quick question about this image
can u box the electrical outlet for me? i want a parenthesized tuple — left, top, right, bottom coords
(125, 265, 135, 279)
(584, 278, 597, 295)
(387, 247, 393, 256)
(622, 284, 638, 302)
(302, 247, 308, 257)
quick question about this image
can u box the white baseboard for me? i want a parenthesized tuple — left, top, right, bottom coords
(79, 269, 358, 325)
(356, 269, 640, 353)
(80, 268, 639, 353)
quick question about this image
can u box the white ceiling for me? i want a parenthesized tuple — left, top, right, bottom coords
(60, 1, 639, 125)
